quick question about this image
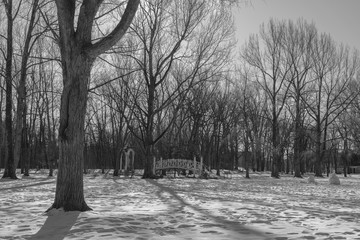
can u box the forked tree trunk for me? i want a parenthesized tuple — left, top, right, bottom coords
(49, 0, 139, 211)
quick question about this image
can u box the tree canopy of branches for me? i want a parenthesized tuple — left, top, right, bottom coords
(241, 18, 359, 178)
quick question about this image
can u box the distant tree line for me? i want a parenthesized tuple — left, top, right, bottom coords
(1, 1, 360, 181)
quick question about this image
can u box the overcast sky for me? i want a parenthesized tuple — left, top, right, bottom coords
(233, 0, 360, 50)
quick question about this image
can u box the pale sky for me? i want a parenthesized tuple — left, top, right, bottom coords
(233, 0, 360, 50)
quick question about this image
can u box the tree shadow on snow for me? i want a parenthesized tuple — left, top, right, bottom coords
(27, 211, 80, 240)
(0, 178, 55, 192)
(146, 179, 270, 239)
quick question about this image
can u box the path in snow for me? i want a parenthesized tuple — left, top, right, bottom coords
(0, 170, 360, 239)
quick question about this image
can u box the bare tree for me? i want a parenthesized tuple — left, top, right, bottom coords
(237, 68, 253, 178)
(122, 0, 234, 178)
(305, 36, 359, 177)
(90, 58, 136, 176)
(48, 0, 139, 212)
(241, 19, 293, 178)
(284, 19, 316, 178)
(185, 81, 216, 166)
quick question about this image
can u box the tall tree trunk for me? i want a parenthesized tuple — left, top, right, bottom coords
(293, 99, 302, 178)
(142, 82, 156, 178)
(234, 139, 239, 170)
(111, 116, 119, 177)
(342, 133, 348, 177)
(50, 54, 93, 211)
(0, 68, 4, 170)
(271, 109, 280, 178)
(216, 132, 221, 176)
(244, 131, 250, 178)
(286, 148, 290, 174)
(2, 0, 17, 179)
(22, 120, 29, 177)
(314, 130, 323, 177)
(143, 143, 154, 178)
(45, 92, 55, 177)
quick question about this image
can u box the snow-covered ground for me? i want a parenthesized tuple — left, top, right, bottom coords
(0, 170, 359, 240)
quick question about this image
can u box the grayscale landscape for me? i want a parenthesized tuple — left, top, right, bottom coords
(1, 0, 360, 239)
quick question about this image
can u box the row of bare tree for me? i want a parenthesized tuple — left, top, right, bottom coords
(240, 19, 360, 178)
(1, 2, 359, 181)
(0, 0, 60, 178)
(83, 18, 360, 179)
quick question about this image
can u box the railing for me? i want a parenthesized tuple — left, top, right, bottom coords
(153, 157, 203, 176)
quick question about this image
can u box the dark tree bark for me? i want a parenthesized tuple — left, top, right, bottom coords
(244, 131, 251, 179)
(0, 69, 4, 171)
(49, 0, 139, 212)
(2, 0, 17, 179)
(141, 77, 158, 179)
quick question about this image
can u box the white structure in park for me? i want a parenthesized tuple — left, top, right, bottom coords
(119, 148, 135, 176)
(153, 157, 203, 177)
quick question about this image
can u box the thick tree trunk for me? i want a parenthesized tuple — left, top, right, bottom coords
(142, 144, 155, 178)
(142, 81, 157, 179)
(286, 148, 290, 174)
(49, 54, 93, 212)
(271, 154, 280, 178)
(314, 145, 323, 177)
(13, 76, 26, 172)
(293, 135, 302, 177)
(314, 125, 324, 177)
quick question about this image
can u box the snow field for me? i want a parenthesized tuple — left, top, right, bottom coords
(0, 170, 360, 239)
